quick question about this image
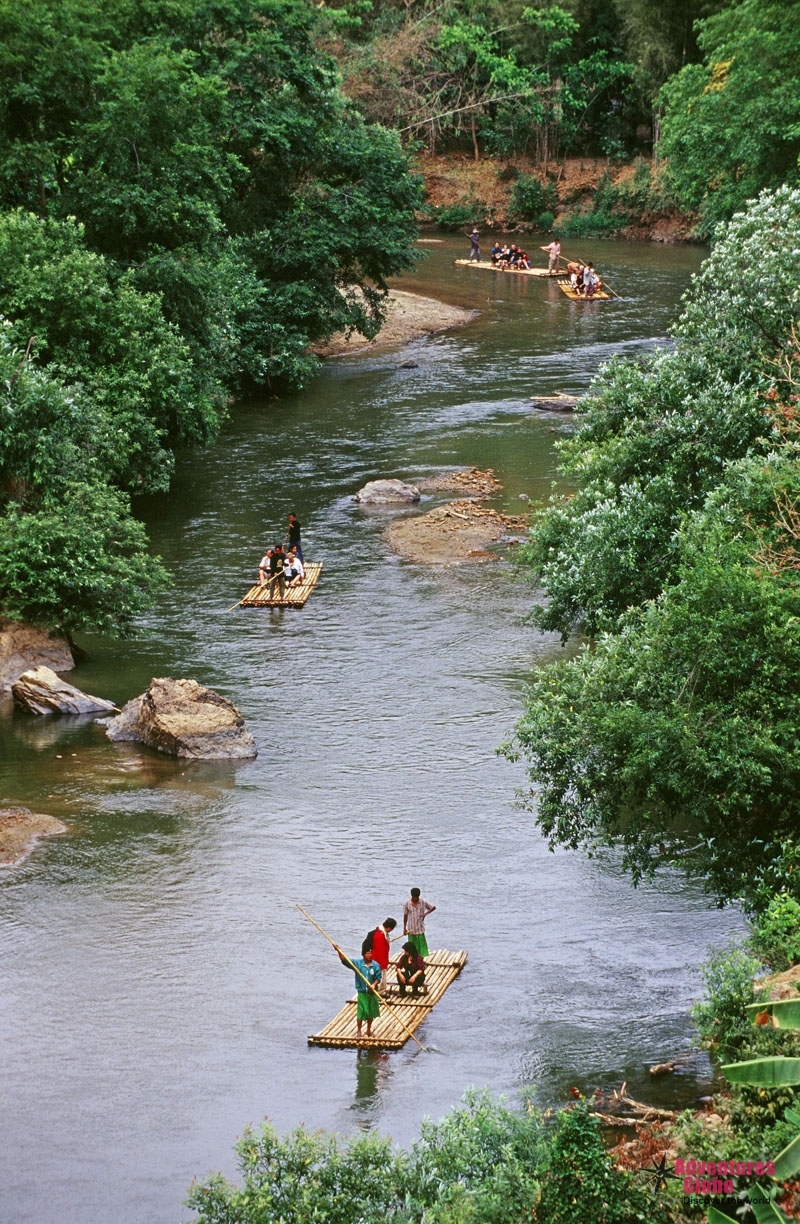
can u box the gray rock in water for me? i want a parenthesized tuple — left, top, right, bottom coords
(0, 620, 76, 693)
(12, 666, 116, 715)
(398, 360, 419, 369)
(354, 478, 421, 505)
(101, 677, 257, 759)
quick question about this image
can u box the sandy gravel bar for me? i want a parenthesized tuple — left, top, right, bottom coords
(386, 499, 529, 565)
(312, 290, 478, 357)
(0, 806, 66, 866)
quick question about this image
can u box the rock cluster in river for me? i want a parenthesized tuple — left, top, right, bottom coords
(354, 478, 421, 505)
(12, 666, 117, 716)
(100, 677, 257, 759)
(0, 806, 66, 866)
(0, 620, 76, 693)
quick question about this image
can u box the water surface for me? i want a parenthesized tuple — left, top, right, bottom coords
(0, 235, 744, 1224)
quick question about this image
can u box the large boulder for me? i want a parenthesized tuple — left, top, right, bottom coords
(12, 666, 116, 716)
(0, 620, 76, 693)
(0, 806, 66, 866)
(100, 677, 257, 759)
(354, 478, 420, 505)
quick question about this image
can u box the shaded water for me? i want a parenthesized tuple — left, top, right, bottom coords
(1, 236, 744, 1224)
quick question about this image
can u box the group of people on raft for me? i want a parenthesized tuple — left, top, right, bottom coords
(489, 241, 533, 270)
(333, 887, 436, 1037)
(257, 512, 304, 599)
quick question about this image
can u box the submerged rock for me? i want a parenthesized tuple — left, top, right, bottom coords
(354, 478, 421, 505)
(100, 677, 257, 760)
(0, 620, 76, 692)
(12, 666, 116, 716)
(0, 806, 66, 866)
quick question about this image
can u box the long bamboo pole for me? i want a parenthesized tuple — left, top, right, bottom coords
(225, 571, 279, 612)
(297, 905, 428, 1052)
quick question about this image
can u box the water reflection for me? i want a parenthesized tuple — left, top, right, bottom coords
(351, 1049, 394, 1122)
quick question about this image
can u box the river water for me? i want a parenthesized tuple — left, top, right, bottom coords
(1, 236, 745, 1224)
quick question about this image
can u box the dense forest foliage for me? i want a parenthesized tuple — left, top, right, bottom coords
(0, 0, 420, 630)
(321, 0, 727, 163)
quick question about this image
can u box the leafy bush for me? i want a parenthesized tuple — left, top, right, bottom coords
(557, 207, 624, 236)
(691, 945, 760, 1062)
(421, 196, 484, 230)
(509, 174, 557, 222)
(751, 894, 800, 972)
(187, 1090, 544, 1224)
(536, 1099, 662, 1224)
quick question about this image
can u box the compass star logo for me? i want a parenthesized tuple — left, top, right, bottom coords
(641, 1155, 683, 1196)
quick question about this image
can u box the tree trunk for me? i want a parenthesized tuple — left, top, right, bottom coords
(471, 112, 479, 161)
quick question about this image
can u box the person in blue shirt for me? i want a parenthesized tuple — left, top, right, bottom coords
(335, 940, 382, 1038)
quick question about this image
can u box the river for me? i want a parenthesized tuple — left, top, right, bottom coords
(0, 235, 745, 1224)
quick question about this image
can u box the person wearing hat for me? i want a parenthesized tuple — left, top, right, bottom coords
(396, 941, 426, 996)
(465, 227, 481, 262)
(403, 887, 436, 957)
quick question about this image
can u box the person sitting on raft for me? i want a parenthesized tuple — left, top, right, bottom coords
(285, 546, 305, 586)
(490, 242, 503, 265)
(517, 249, 532, 269)
(396, 941, 426, 996)
(258, 548, 273, 584)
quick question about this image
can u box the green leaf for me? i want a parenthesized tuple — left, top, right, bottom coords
(749, 1196, 790, 1223)
(745, 999, 800, 1029)
(773, 1133, 800, 1181)
(721, 1058, 800, 1087)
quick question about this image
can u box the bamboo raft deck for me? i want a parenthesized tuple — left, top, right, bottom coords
(557, 278, 612, 301)
(239, 562, 322, 607)
(454, 259, 555, 277)
(309, 949, 467, 1049)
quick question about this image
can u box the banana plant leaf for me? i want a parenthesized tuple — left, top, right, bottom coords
(773, 1132, 800, 1180)
(746, 1000, 800, 1029)
(784, 1106, 800, 1128)
(722, 1057, 800, 1086)
(750, 1197, 790, 1223)
(707, 1208, 738, 1223)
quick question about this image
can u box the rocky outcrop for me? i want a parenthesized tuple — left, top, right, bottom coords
(0, 806, 67, 866)
(354, 478, 421, 505)
(0, 620, 76, 692)
(100, 677, 257, 759)
(12, 666, 116, 716)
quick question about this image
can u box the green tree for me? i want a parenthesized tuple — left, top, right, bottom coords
(511, 187, 800, 908)
(0, 331, 167, 631)
(659, 0, 800, 234)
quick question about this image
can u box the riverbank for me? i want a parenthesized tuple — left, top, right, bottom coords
(416, 152, 697, 241)
(312, 289, 478, 357)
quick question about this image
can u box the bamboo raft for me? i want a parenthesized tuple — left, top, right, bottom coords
(309, 949, 468, 1049)
(239, 562, 323, 607)
(454, 259, 555, 277)
(557, 278, 612, 301)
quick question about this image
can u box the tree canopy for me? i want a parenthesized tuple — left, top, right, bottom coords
(510, 187, 800, 910)
(0, 0, 421, 630)
(659, 0, 800, 234)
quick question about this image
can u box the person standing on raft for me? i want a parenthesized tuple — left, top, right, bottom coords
(335, 940, 382, 1038)
(364, 917, 397, 994)
(403, 887, 436, 957)
(285, 512, 303, 563)
(465, 228, 481, 262)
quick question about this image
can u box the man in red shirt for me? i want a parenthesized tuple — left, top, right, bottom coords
(365, 917, 397, 994)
